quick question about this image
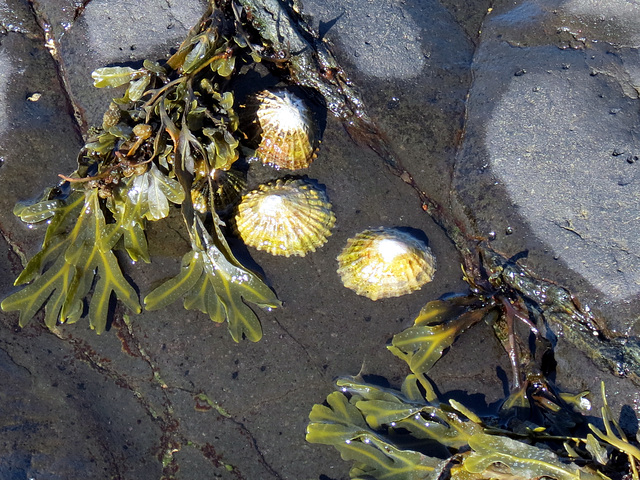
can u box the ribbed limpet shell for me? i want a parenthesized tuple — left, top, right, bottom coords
(234, 178, 335, 257)
(337, 227, 436, 300)
(246, 90, 318, 170)
(191, 169, 247, 214)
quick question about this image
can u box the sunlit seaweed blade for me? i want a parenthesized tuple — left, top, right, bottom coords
(337, 227, 436, 300)
(234, 178, 335, 257)
(243, 89, 318, 170)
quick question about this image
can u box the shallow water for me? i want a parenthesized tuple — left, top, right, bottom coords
(1, 0, 640, 479)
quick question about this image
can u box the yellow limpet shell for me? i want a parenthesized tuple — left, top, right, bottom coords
(251, 89, 318, 170)
(337, 227, 436, 300)
(234, 178, 335, 257)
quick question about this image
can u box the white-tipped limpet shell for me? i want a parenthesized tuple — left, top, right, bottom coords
(248, 90, 318, 170)
(337, 227, 436, 300)
(234, 178, 335, 257)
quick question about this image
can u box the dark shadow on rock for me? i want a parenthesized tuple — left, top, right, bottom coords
(496, 365, 510, 399)
(620, 404, 639, 436)
(318, 11, 345, 40)
(360, 373, 391, 388)
(0, 451, 31, 480)
(394, 226, 432, 248)
(440, 388, 502, 417)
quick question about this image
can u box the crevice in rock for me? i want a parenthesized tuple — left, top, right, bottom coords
(27, 0, 89, 137)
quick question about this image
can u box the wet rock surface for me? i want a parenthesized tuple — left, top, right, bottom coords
(453, 0, 640, 336)
(1, 0, 639, 479)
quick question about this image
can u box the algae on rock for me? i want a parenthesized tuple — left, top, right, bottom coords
(2, 1, 280, 340)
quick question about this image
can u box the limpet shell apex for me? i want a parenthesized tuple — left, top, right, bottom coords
(234, 178, 335, 257)
(337, 227, 436, 300)
(245, 89, 318, 170)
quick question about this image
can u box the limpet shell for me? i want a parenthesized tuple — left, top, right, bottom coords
(234, 178, 335, 257)
(191, 168, 247, 214)
(245, 89, 318, 170)
(337, 227, 436, 300)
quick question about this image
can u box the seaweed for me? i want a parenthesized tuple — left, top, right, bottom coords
(144, 216, 279, 342)
(308, 375, 609, 480)
(307, 382, 449, 480)
(2, 188, 140, 333)
(589, 382, 640, 479)
(308, 375, 634, 480)
(388, 295, 495, 394)
(1, 3, 280, 340)
(307, 301, 640, 480)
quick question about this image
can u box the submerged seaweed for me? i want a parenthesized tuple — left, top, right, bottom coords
(1, 3, 281, 340)
(308, 346, 639, 480)
(307, 280, 640, 480)
(3, 188, 142, 334)
(308, 375, 605, 480)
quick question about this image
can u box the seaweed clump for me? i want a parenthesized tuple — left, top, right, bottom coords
(308, 375, 639, 480)
(307, 300, 640, 480)
(1, 3, 281, 341)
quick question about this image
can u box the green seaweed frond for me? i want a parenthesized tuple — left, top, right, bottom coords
(338, 377, 480, 449)
(2, 188, 141, 333)
(388, 296, 493, 392)
(589, 382, 640, 480)
(2, 5, 281, 340)
(105, 164, 185, 263)
(145, 215, 280, 342)
(308, 375, 613, 480)
(463, 431, 601, 480)
(308, 300, 636, 480)
(306, 390, 447, 480)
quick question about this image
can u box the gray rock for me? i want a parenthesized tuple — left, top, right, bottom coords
(452, 0, 640, 335)
(60, 0, 208, 129)
(302, 0, 426, 79)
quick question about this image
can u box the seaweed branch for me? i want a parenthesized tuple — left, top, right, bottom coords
(2, 188, 141, 333)
(2, 1, 279, 341)
(145, 216, 280, 342)
(309, 360, 635, 480)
